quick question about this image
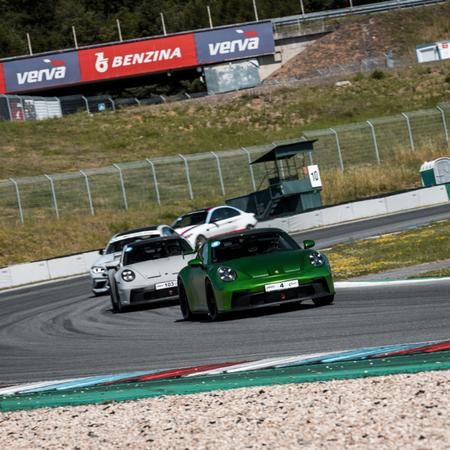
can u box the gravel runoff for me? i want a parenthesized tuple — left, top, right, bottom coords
(1, 370, 449, 450)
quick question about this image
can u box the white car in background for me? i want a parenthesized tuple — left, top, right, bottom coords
(108, 236, 195, 313)
(172, 206, 257, 248)
(90, 225, 177, 295)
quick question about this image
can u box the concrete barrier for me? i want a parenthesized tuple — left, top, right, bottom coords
(1, 185, 448, 291)
(10, 261, 51, 286)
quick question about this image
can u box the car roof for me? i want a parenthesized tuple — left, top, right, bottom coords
(124, 235, 188, 249)
(210, 228, 285, 242)
(114, 225, 158, 238)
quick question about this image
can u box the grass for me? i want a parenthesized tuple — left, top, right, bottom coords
(0, 60, 449, 180)
(327, 219, 450, 280)
(409, 268, 450, 278)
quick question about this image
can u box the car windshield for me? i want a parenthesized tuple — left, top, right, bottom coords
(123, 239, 193, 265)
(211, 231, 299, 263)
(105, 234, 158, 254)
(172, 211, 208, 228)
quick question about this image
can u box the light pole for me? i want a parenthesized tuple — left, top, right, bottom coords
(299, 0, 305, 16)
(207, 5, 213, 28)
(252, 0, 259, 21)
(160, 12, 167, 35)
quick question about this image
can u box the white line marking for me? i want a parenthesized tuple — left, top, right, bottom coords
(336, 278, 450, 288)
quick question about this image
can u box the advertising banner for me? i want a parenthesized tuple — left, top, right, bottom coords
(79, 34, 198, 81)
(195, 22, 275, 65)
(0, 63, 5, 94)
(2, 52, 80, 93)
(437, 41, 450, 60)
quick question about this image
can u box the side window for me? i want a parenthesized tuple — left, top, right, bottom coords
(223, 208, 240, 219)
(210, 208, 227, 223)
(200, 244, 209, 265)
(162, 227, 174, 236)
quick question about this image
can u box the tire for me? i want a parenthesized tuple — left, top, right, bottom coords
(206, 282, 220, 321)
(195, 235, 207, 249)
(108, 270, 124, 313)
(313, 295, 334, 307)
(178, 280, 193, 321)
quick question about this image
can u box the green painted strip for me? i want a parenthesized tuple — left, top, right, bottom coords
(1, 351, 449, 412)
(446, 183, 450, 201)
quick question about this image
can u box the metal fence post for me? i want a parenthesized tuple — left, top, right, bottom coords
(179, 154, 194, 200)
(401, 112, 415, 151)
(44, 174, 60, 219)
(108, 96, 116, 112)
(113, 164, 128, 210)
(81, 96, 90, 113)
(9, 178, 24, 224)
(80, 170, 95, 215)
(4, 95, 12, 120)
(366, 120, 381, 164)
(241, 147, 256, 191)
(436, 106, 449, 146)
(211, 152, 226, 196)
(329, 128, 344, 171)
(134, 98, 141, 106)
(146, 159, 161, 205)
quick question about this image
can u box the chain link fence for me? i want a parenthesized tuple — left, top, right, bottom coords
(1, 101, 448, 225)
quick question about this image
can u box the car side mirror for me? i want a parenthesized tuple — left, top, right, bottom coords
(303, 239, 315, 249)
(99, 249, 105, 255)
(188, 258, 203, 268)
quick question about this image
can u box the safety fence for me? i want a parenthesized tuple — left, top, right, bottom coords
(0, 102, 448, 225)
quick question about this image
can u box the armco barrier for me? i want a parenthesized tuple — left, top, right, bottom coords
(1, 184, 449, 291)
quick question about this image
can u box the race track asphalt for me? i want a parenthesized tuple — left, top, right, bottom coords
(1, 203, 449, 384)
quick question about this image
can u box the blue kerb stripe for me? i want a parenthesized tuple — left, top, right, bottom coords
(277, 341, 442, 368)
(23, 370, 161, 393)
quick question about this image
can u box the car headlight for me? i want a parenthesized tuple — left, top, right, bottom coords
(92, 266, 105, 274)
(309, 251, 325, 267)
(121, 270, 136, 282)
(217, 266, 237, 282)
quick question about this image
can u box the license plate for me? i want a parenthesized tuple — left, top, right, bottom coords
(155, 280, 178, 290)
(265, 280, 299, 292)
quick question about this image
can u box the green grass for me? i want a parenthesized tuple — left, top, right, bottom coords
(327, 219, 450, 280)
(0, 60, 449, 180)
(409, 267, 450, 279)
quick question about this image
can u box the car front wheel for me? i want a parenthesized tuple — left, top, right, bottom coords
(178, 280, 193, 321)
(109, 271, 124, 313)
(206, 282, 220, 321)
(313, 295, 334, 307)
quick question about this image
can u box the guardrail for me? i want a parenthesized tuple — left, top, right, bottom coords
(1, 183, 448, 291)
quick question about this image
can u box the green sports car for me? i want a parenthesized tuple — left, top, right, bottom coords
(177, 228, 335, 321)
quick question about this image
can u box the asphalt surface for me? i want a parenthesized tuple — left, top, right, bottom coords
(1, 203, 449, 384)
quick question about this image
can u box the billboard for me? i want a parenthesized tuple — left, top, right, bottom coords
(2, 52, 80, 93)
(195, 22, 275, 65)
(79, 34, 198, 82)
(0, 64, 5, 94)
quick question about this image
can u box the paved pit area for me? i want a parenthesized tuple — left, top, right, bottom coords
(1, 370, 449, 449)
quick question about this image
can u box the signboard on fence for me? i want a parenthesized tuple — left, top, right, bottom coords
(0, 63, 5, 94)
(2, 52, 81, 93)
(0, 21, 275, 94)
(416, 40, 450, 63)
(78, 34, 198, 82)
(195, 22, 275, 64)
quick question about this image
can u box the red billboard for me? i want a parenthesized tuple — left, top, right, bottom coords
(0, 64, 5, 94)
(79, 34, 198, 82)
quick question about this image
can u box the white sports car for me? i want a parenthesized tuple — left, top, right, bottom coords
(172, 206, 257, 248)
(108, 235, 195, 313)
(90, 224, 177, 295)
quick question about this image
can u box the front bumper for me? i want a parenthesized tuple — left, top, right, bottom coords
(214, 272, 334, 313)
(120, 285, 179, 306)
(92, 275, 109, 294)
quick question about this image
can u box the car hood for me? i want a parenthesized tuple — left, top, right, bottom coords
(217, 250, 306, 278)
(92, 252, 121, 268)
(126, 253, 195, 279)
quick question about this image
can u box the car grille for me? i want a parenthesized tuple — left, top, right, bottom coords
(231, 279, 329, 309)
(130, 287, 179, 304)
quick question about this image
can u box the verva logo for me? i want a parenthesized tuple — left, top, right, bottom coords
(208, 30, 260, 56)
(79, 34, 197, 81)
(3, 52, 80, 93)
(16, 59, 66, 85)
(195, 22, 275, 65)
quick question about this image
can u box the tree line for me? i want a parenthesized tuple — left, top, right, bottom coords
(0, 0, 365, 59)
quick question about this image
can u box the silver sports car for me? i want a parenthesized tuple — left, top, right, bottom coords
(108, 235, 195, 313)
